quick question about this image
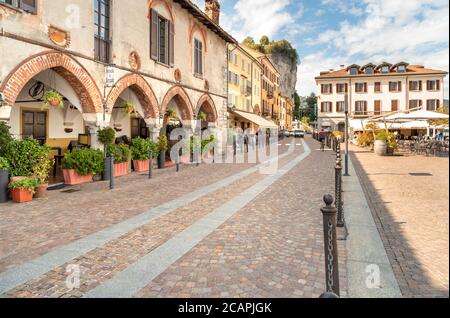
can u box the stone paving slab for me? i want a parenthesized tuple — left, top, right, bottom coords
(349, 145, 449, 298)
(136, 137, 347, 298)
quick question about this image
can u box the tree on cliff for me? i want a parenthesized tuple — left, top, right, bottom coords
(305, 93, 318, 122)
(293, 91, 301, 120)
(242, 36, 299, 65)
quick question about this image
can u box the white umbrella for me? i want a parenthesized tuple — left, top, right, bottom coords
(395, 109, 449, 121)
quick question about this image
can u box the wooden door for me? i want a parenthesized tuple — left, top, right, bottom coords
(22, 111, 47, 144)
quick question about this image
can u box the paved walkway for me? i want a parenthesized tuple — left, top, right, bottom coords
(0, 137, 346, 298)
(349, 145, 449, 298)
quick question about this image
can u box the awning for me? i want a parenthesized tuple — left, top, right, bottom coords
(232, 110, 278, 129)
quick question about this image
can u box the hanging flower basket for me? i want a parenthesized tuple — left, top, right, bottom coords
(42, 90, 64, 109)
(124, 102, 136, 117)
(166, 107, 177, 119)
(198, 111, 207, 121)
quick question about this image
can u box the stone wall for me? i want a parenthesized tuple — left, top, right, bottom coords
(269, 53, 298, 99)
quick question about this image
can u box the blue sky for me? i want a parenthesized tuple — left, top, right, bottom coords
(192, 0, 449, 98)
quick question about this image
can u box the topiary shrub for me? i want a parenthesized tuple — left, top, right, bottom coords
(0, 157, 9, 171)
(97, 127, 116, 148)
(0, 122, 13, 157)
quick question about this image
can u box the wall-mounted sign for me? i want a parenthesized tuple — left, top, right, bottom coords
(105, 66, 115, 87)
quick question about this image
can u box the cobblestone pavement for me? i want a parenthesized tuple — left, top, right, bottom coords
(1, 137, 345, 298)
(349, 145, 449, 298)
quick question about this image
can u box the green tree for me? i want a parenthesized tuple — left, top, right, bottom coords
(242, 36, 256, 48)
(293, 91, 301, 120)
(260, 35, 270, 47)
(306, 93, 318, 122)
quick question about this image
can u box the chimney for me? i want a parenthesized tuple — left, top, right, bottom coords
(205, 0, 221, 24)
(340, 64, 345, 69)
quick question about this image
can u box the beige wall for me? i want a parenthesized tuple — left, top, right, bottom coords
(0, 0, 230, 137)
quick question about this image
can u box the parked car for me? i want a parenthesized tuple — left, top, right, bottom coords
(283, 130, 291, 137)
(294, 130, 305, 138)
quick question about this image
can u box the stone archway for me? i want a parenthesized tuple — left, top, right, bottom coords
(0, 51, 103, 113)
(107, 73, 159, 119)
(160, 85, 194, 121)
(195, 93, 217, 123)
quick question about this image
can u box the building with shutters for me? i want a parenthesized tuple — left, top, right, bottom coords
(0, 0, 235, 153)
(315, 62, 448, 132)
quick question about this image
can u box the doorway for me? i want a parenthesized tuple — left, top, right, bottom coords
(22, 110, 47, 145)
(131, 117, 149, 139)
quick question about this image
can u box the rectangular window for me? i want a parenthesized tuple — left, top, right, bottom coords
(389, 81, 402, 92)
(355, 83, 367, 93)
(336, 83, 348, 93)
(391, 100, 399, 111)
(94, 0, 111, 63)
(349, 67, 358, 75)
(374, 82, 382, 93)
(427, 80, 440, 91)
(381, 66, 389, 73)
(366, 67, 374, 75)
(321, 84, 332, 94)
(321, 102, 332, 113)
(355, 101, 366, 115)
(336, 101, 345, 113)
(409, 100, 422, 109)
(426, 99, 439, 111)
(409, 81, 421, 91)
(1, 0, 37, 13)
(150, 10, 174, 66)
(374, 100, 381, 115)
(194, 38, 203, 76)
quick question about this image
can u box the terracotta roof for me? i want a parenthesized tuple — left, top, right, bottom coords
(316, 64, 448, 80)
(173, 0, 237, 43)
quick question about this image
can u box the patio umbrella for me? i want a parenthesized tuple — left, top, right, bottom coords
(394, 109, 449, 121)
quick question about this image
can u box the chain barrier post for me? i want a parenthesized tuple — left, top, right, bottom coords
(109, 156, 115, 190)
(321, 194, 340, 296)
(148, 150, 153, 179)
(335, 160, 344, 227)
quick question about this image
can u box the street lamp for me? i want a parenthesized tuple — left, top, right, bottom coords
(344, 93, 350, 176)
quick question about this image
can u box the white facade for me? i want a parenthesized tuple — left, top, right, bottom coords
(316, 63, 447, 131)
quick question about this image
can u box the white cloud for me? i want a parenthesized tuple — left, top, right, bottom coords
(299, 0, 450, 98)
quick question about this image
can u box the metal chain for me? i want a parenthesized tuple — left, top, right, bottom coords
(327, 219, 334, 292)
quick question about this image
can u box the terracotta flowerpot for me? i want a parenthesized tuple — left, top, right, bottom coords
(34, 183, 48, 198)
(11, 188, 33, 203)
(63, 169, 94, 185)
(49, 98, 61, 106)
(133, 160, 150, 173)
(114, 162, 129, 177)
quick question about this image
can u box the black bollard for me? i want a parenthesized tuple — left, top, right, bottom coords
(148, 151, 153, 179)
(109, 156, 115, 190)
(321, 194, 340, 296)
(335, 160, 344, 227)
(319, 292, 339, 298)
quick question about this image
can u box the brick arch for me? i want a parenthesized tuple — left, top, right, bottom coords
(161, 85, 194, 121)
(0, 51, 102, 113)
(195, 93, 217, 123)
(106, 73, 159, 119)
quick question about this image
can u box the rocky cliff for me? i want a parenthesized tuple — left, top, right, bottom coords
(269, 53, 298, 99)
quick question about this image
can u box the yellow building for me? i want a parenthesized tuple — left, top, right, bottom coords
(227, 44, 265, 130)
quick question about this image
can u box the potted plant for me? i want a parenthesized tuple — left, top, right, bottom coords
(62, 148, 104, 185)
(97, 127, 116, 180)
(9, 178, 38, 203)
(131, 137, 159, 172)
(107, 143, 131, 177)
(43, 90, 64, 108)
(386, 138, 399, 156)
(157, 135, 168, 169)
(201, 134, 216, 160)
(33, 149, 54, 198)
(0, 157, 9, 203)
(374, 131, 389, 156)
(4, 139, 49, 183)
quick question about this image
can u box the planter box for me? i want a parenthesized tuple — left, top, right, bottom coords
(63, 169, 94, 186)
(114, 162, 129, 177)
(11, 188, 33, 203)
(133, 160, 150, 173)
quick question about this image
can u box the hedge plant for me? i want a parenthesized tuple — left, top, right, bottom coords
(63, 148, 104, 176)
(0, 157, 9, 171)
(9, 177, 38, 194)
(0, 122, 13, 157)
(131, 138, 159, 161)
(4, 139, 51, 177)
(107, 143, 131, 164)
